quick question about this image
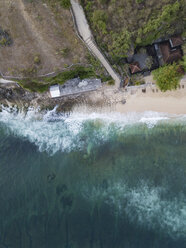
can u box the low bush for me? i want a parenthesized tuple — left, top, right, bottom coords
(18, 66, 98, 93)
(152, 63, 182, 92)
(59, 0, 71, 9)
(107, 79, 115, 85)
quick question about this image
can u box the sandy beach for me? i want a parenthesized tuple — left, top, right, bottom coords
(83, 75, 186, 115)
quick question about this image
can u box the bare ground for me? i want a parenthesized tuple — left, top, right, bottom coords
(0, 0, 88, 77)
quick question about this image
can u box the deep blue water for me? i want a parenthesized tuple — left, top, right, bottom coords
(0, 107, 186, 248)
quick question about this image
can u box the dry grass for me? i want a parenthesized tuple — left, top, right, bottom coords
(0, 0, 88, 77)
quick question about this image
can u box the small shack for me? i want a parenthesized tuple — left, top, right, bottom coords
(129, 62, 141, 74)
(49, 85, 60, 98)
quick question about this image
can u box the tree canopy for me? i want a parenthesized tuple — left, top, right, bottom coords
(82, 0, 185, 61)
(152, 63, 182, 92)
(108, 29, 132, 59)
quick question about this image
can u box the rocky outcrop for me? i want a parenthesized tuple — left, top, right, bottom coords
(0, 83, 89, 112)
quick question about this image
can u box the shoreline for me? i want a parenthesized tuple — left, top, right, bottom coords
(81, 75, 186, 115)
(1, 75, 186, 115)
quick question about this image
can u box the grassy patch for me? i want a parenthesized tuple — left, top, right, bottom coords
(18, 65, 98, 93)
(19, 80, 50, 93)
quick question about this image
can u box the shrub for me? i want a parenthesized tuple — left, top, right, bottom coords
(92, 10, 108, 34)
(180, 56, 186, 72)
(108, 79, 115, 85)
(18, 66, 97, 93)
(135, 80, 145, 85)
(34, 55, 41, 65)
(0, 37, 7, 46)
(45, 66, 96, 85)
(18, 80, 50, 93)
(109, 29, 132, 59)
(152, 63, 182, 92)
(145, 56, 153, 70)
(59, 0, 71, 9)
(58, 47, 70, 57)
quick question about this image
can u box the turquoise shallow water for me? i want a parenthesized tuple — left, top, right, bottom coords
(0, 107, 186, 248)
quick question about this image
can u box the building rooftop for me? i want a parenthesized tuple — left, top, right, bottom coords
(169, 35, 183, 48)
(49, 85, 60, 98)
(49, 78, 102, 98)
(129, 62, 141, 74)
(159, 42, 182, 64)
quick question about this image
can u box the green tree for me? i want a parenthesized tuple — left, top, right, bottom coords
(92, 10, 108, 34)
(136, 1, 181, 45)
(152, 63, 182, 92)
(109, 29, 132, 59)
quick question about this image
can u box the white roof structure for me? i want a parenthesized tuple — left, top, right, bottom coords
(0, 78, 16, 84)
(49, 85, 60, 98)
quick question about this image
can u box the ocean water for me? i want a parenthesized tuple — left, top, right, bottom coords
(0, 106, 186, 248)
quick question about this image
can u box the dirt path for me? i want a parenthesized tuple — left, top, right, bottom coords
(70, 0, 121, 87)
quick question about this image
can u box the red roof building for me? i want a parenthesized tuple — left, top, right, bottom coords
(129, 62, 141, 74)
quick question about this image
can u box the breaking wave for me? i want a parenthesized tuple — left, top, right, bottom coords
(82, 181, 186, 238)
(0, 106, 185, 154)
(1, 106, 186, 241)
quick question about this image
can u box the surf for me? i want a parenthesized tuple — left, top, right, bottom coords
(0, 105, 185, 155)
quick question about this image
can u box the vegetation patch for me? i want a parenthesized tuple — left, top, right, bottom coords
(18, 65, 99, 93)
(0, 28, 12, 46)
(135, 80, 145, 86)
(58, 0, 71, 9)
(180, 56, 186, 72)
(86, 54, 110, 81)
(107, 79, 115, 86)
(34, 55, 41, 65)
(81, 0, 185, 63)
(152, 62, 183, 92)
(18, 80, 50, 93)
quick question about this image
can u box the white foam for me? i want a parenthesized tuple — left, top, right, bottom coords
(126, 184, 186, 238)
(0, 106, 183, 154)
(139, 116, 169, 128)
(1, 106, 186, 237)
(82, 182, 186, 238)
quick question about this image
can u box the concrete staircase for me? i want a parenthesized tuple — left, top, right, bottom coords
(70, 0, 121, 87)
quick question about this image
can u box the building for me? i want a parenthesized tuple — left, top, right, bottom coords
(128, 45, 159, 75)
(49, 85, 60, 98)
(127, 34, 183, 76)
(159, 41, 182, 64)
(169, 35, 183, 48)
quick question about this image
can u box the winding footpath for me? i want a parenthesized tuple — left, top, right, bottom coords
(70, 0, 121, 87)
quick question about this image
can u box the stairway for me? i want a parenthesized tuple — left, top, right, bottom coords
(70, 0, 121, 87)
